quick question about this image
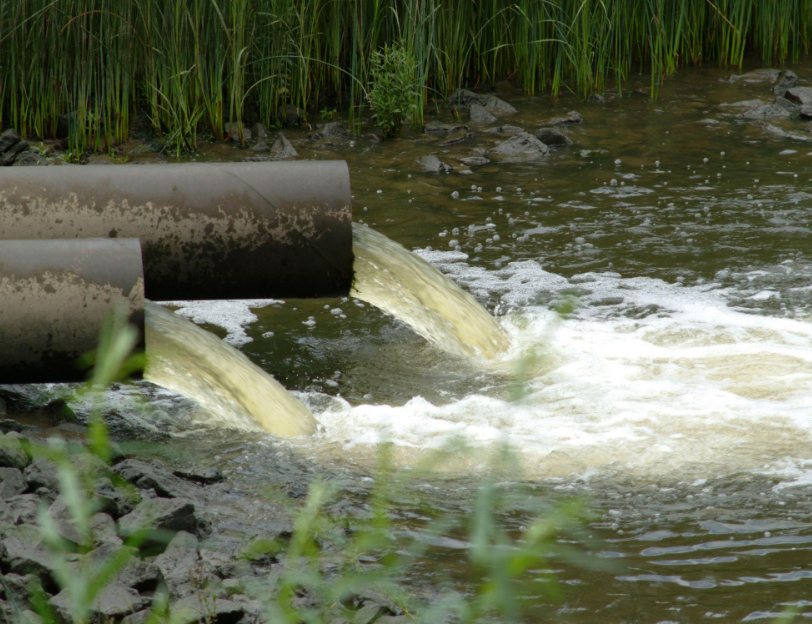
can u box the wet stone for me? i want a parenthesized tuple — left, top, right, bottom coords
(250, 139, 269, 153)
(251, 122, 269, 139)
(2, 494, 39, 525)
(417, 155, 452, 173)
(469, 103, 497, 124)
(88, 543, 164, 592)
(535, 127, 573, 146)
(0, 129, 22, 153)
(543, 110, 584, 126)
(489, 132, 549, 162)
(439, 131, 475, 147)
(484, 125, 525, 135)
(0, 433, 30, 469)
(741, 102, 792, 120)
(311, 121, 351, 144)
(459, 156, 490, 167)
(726, 68, 781, 84)
(774, 70, 799, 95)
(0, 525, 56, 584)
(1, 573, 44, 606)
(170, 596, 245, 624)
(115, 458, 204, 500)
(423, 123, 468, 134)
(154, 531, 200, 597)
(224, 123, 251, 143)
(448, 88, 517, 114)
(172, 466, 226, 485)
(0, 140, 29, 166)
(0, 419, 22, 434)
(12, 152, 49, 167)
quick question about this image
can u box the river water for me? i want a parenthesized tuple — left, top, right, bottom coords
(87, 62, 812, 620)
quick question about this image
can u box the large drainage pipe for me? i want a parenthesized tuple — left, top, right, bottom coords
(0, 238, 145, 383)
(0, 160, 354, 300)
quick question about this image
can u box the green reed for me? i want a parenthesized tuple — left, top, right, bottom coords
(2, 0, 812, 154)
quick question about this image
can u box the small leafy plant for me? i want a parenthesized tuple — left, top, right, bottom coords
(366, 42, 418, 139)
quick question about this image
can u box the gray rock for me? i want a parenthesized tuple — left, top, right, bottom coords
(423, 123, 468, 134)
(0, 129, 22, 153)
(47, 496, 85, 546)
(469, 104, 497, 124)
(0, 140, 29, 166)
(120, 610, 152, 624)
(588, 93, 607, 104)
(12, 152, 49, 166)
(0, 419, 23, 434)
(270, 133, 298, 160)
(49, 584, 147, 624)
(114, 459, 203, 501)
(250, 139, 269, 153)
(118, 497, 199, 538)
(2, 494, 39, 525)
(759, 122, 812, 142)
(439, 131, 475, 147)
(83, 543, 163, 592)
(1, 572, 43, 607)
(448, 89, 517, 114)
(224, 122, 251, 144)
(417, 155, 452, 173)
(155, 531, 200, 598)
(24, 458, 59, 492)
(774, 70, 799, 95)
(719, 98, 767, 109)
(459, 156, 490, 167)
(726, 68, 781, 84)
(543, 110, 584, 126)
(171, 467, 225, 486)
(489, 132, 549, 162)
(741, 102, 792, 120)
(170, 596, 245, 624)
(0, 434, 29, 469)
(0, 526, 55, 583)
(783, 87, 812, 108)
(95, 476, 137, 518)
(534, 127, 573, 146)
(775, 96, 800, 113)
(311, 121, 350, 144)
(484, 125, 525, 135)
(251, 122, 269, 139)
(0, 468, 25, 498)
(89, 513, 121, 546)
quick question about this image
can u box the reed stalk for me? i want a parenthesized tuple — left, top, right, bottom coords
(2, 0, 811, 152)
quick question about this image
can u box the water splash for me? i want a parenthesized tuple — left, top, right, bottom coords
(144, 301, 317, 437)
(350, 223, 509, 359)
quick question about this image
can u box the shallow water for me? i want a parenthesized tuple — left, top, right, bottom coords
(115, 61, 812, 619)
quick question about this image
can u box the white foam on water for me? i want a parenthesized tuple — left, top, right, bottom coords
(307, 256, 812, 481)
(158, 299, 283, 346)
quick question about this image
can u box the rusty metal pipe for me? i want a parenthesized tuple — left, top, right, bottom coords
(0, 238, 145, 383)
(0, 161, 353, 300)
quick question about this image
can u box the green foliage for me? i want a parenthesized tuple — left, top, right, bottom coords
(367, 43, 418, 138)
(2, 0, 812, 151)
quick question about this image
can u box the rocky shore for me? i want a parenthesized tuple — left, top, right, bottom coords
(0, 413, 412, 624)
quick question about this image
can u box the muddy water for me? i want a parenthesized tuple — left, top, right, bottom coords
(117, 62, 812, 619)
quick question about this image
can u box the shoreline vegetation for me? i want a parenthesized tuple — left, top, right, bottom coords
(1, 0, 811, 156)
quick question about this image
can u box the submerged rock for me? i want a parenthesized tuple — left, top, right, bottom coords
(726, 68, 781, 84)
(783, 87, 812, 119)
(439, 131, 475, 147)
(489, 132, 549, 161)
(469, 104, 497, 124)
(758, 122, 812, 142)
(417, 155, 452, 173)
(459, 155, 490, 166)
(543, 110, 584, 126)
(484, 125, 525, 135)
(740, 102, 792, 120)
(534, 127, 573, 146)
(448, 88, 517, 115)
(773, 70, 799, 96)
(423, 123, 468, 134)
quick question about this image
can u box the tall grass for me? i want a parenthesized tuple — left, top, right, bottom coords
(2, 0, 811, 153)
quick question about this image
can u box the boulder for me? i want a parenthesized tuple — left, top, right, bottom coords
(448, 88, 517, 114)
(12, 152, 49, 167)
(783, 87, 812, 118)
(459, 156, 490, 167)
(2, 494, 39, 525)
(169, 596, 245, 624)
(0, 526, 56, 584)
(24, 459, 60, 492)
(118, 497, 199, 539)
(115, 459, 203, 501)
(0, 468, 25, 499)
(154, 531, 201, 598)
(0, 129, 22, 153)
(534, 127, 573, 146)
(310, 121, 350, 144)
(489, 132, 549, 162)
(0, 139, 29, 167)
(543, 111, 584, 126)
(250, 139, 268, 153)
(417, 155, 452, 173)
(774, 70, 799, 95)
(49, 584, 147, 624)
(469, 104, 497, 124)
(0, 434, 29, 469)
(284, 104, 304, 126)
(269, 133, 298, 160)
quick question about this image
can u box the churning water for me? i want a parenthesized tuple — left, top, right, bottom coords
(92, 63, 812, 620)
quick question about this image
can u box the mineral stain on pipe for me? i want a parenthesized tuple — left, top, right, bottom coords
(0, 160, 354, 300)
(0, 238, 145, 383)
